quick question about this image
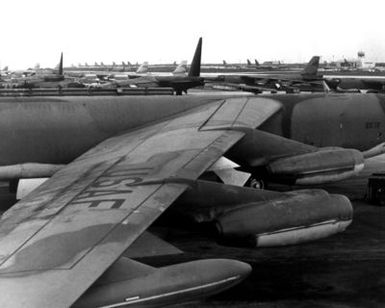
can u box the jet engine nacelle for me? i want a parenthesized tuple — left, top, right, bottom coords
(172, 181, 352, 247)
(216, 189, 352, 247)
(266, 148, 364, 185)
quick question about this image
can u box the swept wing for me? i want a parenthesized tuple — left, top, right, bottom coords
(0, 97, 281, 307)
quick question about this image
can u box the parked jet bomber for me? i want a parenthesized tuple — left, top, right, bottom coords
(1, 37, 385, 307)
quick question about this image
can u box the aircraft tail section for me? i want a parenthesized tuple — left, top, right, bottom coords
(302, 56, 320, 77)
(136, 62, 149, 74)
(57, 52, 63, 75)
(254, 59, 259, 66)
(247, 59, 252, 65)
(188, 37, 202, 77)
(173, 60, 187, 75)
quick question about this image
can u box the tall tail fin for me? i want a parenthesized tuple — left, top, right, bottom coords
(254, 59, 259, 66)
(188, 37, 202, 77)
(136, 61, 149, 74)
(173, 60, 187, 75)
(223, 60, 227, 65)
(247, 59, 252, 65)
(57, 52, 63, 75)
(302, 56, 320, 76)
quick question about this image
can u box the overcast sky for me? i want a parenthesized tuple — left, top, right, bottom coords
(2, 0, 385, 69)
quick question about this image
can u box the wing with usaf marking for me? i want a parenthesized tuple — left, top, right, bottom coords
(0, 97, 281, 307)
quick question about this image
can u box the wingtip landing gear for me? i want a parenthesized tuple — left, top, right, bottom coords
(246, 177, 266, 190)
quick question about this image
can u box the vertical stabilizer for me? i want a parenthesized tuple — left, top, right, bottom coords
(302, 56, 320, 76)
(58, 52, 63, 75)
(188, 37, 202, 77)
(173, 60, 188, 75)
(136, 62, 149, 74)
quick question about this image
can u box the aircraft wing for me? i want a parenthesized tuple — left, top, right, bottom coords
(0, 97, 281, 308)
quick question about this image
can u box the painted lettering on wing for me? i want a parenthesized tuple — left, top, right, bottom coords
(72, 166, 152, 209)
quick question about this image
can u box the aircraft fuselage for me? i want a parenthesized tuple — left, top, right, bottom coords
(259, 93, 385, 150)
(0, 93, 383, 166)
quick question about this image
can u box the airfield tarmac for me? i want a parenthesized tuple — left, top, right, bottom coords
(0, 155, 384, 307)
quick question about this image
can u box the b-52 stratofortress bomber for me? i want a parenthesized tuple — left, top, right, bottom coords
(0, 53, 85, 89)
(206, 56, 324, 93)
(107, 38, 205, 94)
(1, 92, 384, 307)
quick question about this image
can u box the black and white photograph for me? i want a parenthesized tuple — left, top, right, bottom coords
(1, 0, 385, 307)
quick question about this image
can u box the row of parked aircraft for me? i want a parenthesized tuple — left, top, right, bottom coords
(0, 39, 204, 95)
(2, 38, 385, 95)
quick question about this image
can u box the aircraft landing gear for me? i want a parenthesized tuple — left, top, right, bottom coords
(246, 177, 266, 190)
